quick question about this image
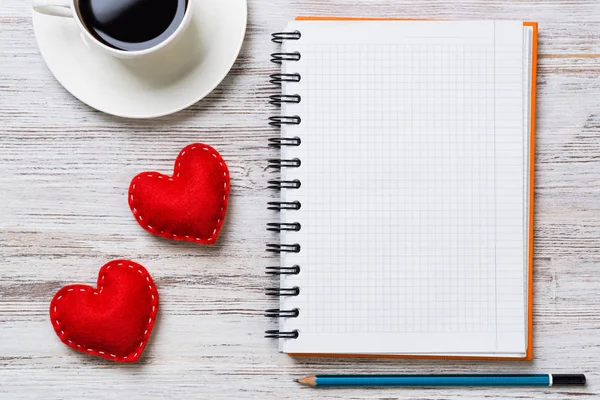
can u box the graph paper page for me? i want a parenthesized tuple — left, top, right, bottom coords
(278, 20, 529, 356)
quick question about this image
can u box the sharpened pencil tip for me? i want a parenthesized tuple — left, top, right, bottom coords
(297, 376, 317, 386)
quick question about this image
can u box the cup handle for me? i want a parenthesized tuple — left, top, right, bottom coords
(33, 0, 73, 18)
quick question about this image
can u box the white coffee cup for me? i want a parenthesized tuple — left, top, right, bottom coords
(32, 0, 193, 59)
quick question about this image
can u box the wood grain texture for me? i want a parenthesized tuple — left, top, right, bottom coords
(1, 0, 600, 398)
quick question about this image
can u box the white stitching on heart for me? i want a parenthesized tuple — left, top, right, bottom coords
(128, 144, 229, 244)
(50, 261, 158, 362)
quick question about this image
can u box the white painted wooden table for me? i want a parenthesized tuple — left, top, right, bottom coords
(1, 0, 599, 398)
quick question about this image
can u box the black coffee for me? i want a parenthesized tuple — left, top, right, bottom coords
(78, 0, 187, 51)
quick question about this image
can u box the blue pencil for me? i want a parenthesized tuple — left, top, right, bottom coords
(297, 374, 586, 387)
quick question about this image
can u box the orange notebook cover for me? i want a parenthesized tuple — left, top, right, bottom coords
(271, 18, 538, 360)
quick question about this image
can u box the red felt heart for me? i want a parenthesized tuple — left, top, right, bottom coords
(128, 143, 230, 244)
(50, 260, 159, 363)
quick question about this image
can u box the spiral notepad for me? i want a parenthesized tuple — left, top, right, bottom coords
(266, 19, 537, 359)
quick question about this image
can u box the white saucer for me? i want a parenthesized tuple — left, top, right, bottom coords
(32, 0, 247, 118)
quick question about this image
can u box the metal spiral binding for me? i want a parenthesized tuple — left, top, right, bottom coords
(266, 31, 303, 339)
(265, 287, 300, 296)
(267, 179, 301, 189)
(269, 73, 301, 85)
(267, 201, 301, 210)
(265, 308, 300, 317)
(269, 94, 301, 105)
(265, 265, 300, 275)
(271, 52, 301, 64)
(267, 158, 301, 168)
(268, 116, 301, 127)
(271, 31, 301, 44)
(266, 243, 301, 253)
(265, 330, 299, 339)
(268, 137, 301, 147)
(267, 222, 301, 232)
